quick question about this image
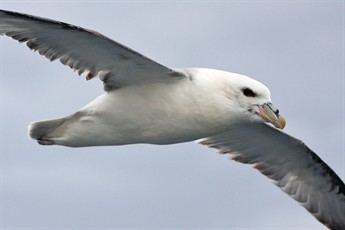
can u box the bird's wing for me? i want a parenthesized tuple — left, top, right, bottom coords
(199, 122, 345, 229)
(0, 9, 184, 91)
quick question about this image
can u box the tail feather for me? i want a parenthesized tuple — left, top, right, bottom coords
(29, 117, 66, 140)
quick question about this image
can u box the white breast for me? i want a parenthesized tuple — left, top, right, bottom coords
(58, 71, 234, 146)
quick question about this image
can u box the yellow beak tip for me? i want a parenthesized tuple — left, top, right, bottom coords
(275, 116, 286, 129)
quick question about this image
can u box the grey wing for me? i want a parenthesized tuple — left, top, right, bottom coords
(200, 122, 345, 229)
(0, 9, 184, 91)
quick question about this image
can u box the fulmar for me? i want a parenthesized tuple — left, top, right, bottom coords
(0, 9, 344, 229)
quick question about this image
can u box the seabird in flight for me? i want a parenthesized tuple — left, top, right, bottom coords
(0, 9, 344, 229)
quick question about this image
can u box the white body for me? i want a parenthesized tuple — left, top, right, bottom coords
(42, 69, 269, 147)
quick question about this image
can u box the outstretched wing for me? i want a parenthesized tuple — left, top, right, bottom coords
(0, 9, 184, 91)
(200, 122, 345, 229)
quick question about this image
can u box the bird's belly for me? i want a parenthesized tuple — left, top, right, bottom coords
(58, 83, 232, 147)
(74, 108, 222, 146)
(63, 98, 225, 146)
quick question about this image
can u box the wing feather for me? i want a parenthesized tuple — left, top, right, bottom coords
(200, 122, 345, 229)
(0, 9, 184, 90)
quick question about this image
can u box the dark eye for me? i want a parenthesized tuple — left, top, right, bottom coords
(241, 88, 256, 97)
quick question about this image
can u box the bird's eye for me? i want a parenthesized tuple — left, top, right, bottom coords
(241, 88, 256, 97)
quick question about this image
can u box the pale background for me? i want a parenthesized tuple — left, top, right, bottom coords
(0, 1, 344, 229)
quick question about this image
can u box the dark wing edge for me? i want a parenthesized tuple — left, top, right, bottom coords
(199, 122, 345, 230)
(0, 9, 184, 90)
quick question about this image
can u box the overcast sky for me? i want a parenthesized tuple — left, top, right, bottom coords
(0, 1, 344, 229)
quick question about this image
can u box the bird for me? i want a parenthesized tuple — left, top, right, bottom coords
(0, 9, 344, 229)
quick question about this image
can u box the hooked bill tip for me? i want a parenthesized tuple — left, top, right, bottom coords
(274, 115, 286, 129)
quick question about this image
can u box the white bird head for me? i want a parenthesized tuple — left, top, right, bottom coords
(224, 71, 286, 129)
(194, 68, 286, 129)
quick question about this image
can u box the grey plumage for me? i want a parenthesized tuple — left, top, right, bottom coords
(0, 9, 184, 91)
(200, 122, 345, 230)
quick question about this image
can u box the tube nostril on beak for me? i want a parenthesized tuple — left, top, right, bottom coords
(257, 103, 285, 129)
(266, 103, 279, 117)
(275, 109, 279, 116)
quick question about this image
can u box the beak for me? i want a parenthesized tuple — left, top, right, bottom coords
(257, 103, 286, 129)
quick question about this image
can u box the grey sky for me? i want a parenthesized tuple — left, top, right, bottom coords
(0, 1, 344, 229)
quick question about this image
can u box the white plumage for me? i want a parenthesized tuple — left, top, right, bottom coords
(1, 9, 344, 229)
